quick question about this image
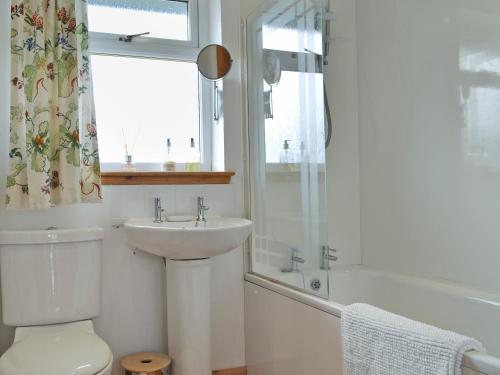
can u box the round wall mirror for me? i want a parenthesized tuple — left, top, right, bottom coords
(197, 44, 232, 80)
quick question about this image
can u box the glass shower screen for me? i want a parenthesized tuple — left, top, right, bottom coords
(247, 0, 330, 298)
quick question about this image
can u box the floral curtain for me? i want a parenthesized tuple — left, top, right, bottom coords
(7, 0, 101, 209)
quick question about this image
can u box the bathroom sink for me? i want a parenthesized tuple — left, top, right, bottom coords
(124, 217, 252, 260)
(124, 216, 252, 375)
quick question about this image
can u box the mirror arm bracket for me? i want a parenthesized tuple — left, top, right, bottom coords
(214, 82, 220, 122)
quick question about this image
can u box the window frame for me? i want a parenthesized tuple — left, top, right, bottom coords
(88, 0, 213, 172)
(88, 0, 199, 55)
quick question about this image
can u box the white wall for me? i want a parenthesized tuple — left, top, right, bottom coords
(0, 1, 246, 373)
(357, 0, 500, 293)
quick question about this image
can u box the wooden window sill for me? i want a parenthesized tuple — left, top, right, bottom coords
(101, 171, 235, 185)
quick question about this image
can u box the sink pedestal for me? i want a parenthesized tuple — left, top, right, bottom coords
(166, 259, 212, 375)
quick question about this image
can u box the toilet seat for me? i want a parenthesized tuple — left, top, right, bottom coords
(0, 320, 112, 375)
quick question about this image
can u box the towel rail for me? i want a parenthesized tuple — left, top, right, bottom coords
(464, 351, 500, 375)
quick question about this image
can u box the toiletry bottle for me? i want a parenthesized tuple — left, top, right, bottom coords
(185, 138, 200, 172)
(298, 141, 308, 162)
(294, 141, 307, 172)
(163, 138, 176, 172)
(279, 140, 294, 164)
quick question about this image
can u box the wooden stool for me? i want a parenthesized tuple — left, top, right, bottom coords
(121, 352, 172, 375)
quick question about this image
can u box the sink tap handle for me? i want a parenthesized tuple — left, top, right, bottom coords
(154, 197, 165, 223)
(197, 196, 209, 222)
(198, 197, 209, 209)
(290, 247, 304, 262)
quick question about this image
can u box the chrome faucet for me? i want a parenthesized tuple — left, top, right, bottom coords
(153, 197, 164, 223)
(282, 248, 305, 273)
(320, 246, 338, 270)
(196, 196, 209, 222)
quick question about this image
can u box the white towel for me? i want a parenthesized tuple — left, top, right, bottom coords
(341, 303, 484, 375)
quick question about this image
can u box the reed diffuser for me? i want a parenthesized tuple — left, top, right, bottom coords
(122, 128, 137, 171)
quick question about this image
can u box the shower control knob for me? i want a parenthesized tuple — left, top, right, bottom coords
(321, 246, 338, 270)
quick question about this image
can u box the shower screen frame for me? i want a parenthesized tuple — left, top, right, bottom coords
(245, 0, 331, 299)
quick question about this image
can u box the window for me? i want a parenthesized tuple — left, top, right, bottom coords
(264, 71, 324, 164)
(91, 55, 200, 164)
(87, 0, 209, 171)
(88, 0, 190, 41)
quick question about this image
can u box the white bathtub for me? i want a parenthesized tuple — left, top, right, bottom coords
(245, 266, 500, 375)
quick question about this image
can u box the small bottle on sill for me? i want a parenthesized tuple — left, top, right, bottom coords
(280, 140, 295, 162)
(185, 138, 200, 172)
(163, 138, 176, 172)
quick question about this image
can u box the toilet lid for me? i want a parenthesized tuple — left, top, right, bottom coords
(0, 321, 112, 375)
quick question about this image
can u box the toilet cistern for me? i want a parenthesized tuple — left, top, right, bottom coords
(0, 228, 113, 375)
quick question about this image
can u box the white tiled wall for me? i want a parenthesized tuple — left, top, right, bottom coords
(357, 0, 500, 293)
(107, 185, 237, 220)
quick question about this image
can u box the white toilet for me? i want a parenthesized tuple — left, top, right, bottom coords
(0, 228, 113, 375)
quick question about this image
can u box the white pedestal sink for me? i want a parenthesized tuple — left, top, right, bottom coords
(124, 217, 252, 375)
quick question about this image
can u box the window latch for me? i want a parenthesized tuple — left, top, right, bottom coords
(118, 32, 150, 42)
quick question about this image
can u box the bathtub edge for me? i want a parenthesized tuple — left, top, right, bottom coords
(244, 273, 342, 317)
